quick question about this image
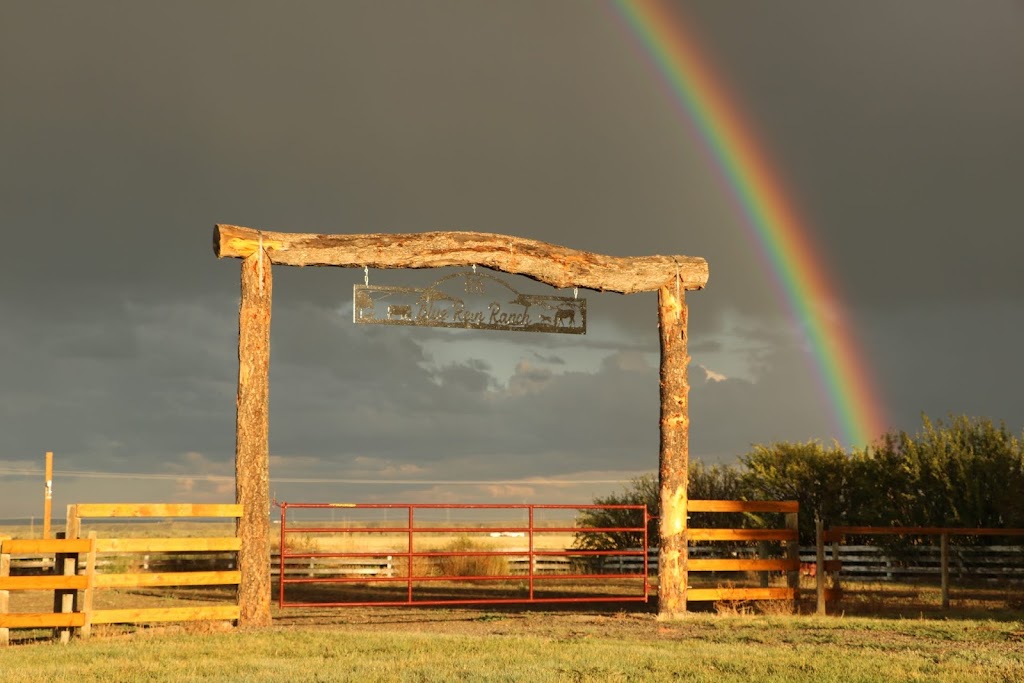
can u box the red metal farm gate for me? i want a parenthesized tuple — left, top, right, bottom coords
(275, 502, 649, 608)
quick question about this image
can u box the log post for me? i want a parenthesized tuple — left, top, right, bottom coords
(236, 247, 273, 628)
(657, 284, 689, 619)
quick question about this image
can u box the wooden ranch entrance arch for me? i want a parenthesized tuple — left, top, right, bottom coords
(213, 224, 709, 625)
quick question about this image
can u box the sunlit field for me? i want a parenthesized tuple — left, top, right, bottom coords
(2, 610, 1023, 683)
(4, 518, 1023, 682)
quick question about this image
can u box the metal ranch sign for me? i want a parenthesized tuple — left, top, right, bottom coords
(353, 270, 586, 334)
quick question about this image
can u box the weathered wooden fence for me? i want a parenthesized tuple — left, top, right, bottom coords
(1, 536, 95, 645)
(0, 503, 242, 645)
(683, 500, 800, 606)
(812, 525, 1024, 614)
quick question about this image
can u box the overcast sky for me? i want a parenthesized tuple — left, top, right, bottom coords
(2, 1, 1022, 518)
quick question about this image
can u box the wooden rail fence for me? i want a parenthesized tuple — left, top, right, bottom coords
(684, 500, 800, 607)
(1, 536, 94, 645)
(812, 524, 1024, 615)
(1, 503, 242, 645)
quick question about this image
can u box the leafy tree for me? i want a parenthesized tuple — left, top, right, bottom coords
(739, 440, 857, 543)
(573, 474, 656, 552)
(688, 459, 747, 500)
(863, 415, 1024, 529)
(573, 462, 749, 551)
(686, 460, 750, 531)
(574, 414, 1024, 551)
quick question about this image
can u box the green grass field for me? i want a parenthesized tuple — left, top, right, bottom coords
(2, 611, 1023, 682)
(4, 520, 1023, 681)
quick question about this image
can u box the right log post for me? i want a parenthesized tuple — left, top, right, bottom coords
(657, 283, 690, 619)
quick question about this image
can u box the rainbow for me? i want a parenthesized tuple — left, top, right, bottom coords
(612, 0, 887, 446)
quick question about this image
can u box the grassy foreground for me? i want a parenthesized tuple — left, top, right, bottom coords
(1, 612, 1023, 682)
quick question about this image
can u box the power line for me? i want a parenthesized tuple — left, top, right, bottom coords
(0, 467, 636, 486)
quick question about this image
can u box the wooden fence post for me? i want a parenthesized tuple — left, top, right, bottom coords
(1, 542, 10, 646)
(815, 518, 826, 615)
(785, 511, 799, 610)
(56, 505, 82, 643)
(81, 531, 97, 638)
(52, 535, 77, 644)
(657, 284, 689, 619)
(236, 247, 273, 628)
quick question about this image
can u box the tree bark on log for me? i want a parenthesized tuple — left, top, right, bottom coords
(213, 224, 708, 294)
(235, 249, 272, 628)
(657, 284, 689, 619)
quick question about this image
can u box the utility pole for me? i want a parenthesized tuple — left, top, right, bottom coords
(43, 451, 53, 540)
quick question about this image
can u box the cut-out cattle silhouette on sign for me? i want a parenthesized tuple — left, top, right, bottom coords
(353, 269, 587, 334)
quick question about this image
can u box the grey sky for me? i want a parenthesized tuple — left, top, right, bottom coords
(2, 1, 1022, 517)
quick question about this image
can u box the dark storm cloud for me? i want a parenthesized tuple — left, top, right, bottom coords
(2, 2, 1023, 516)
(680, 1, 1024, 312)
(860, 301, 1024, 432)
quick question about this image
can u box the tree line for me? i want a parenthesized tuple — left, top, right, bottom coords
(575, 414, 1024, 549)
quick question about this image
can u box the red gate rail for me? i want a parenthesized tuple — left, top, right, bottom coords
(275, 502, 649, 608)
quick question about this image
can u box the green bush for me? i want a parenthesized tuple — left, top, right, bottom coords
(576, 414, 1024, 549)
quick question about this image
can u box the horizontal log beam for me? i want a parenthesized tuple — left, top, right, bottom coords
(213, 224, 709, 294)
